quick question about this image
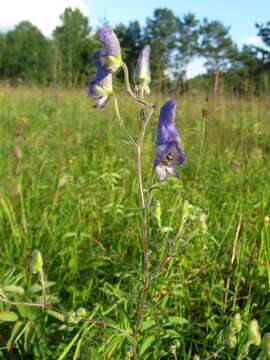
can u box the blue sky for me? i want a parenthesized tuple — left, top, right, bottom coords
(0, 0, 269, 76)
(86, 0, 269, 49)
(86, 0, 269, 76)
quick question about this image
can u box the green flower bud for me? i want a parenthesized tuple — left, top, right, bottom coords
(182, 200, 189, 222)
(232, 313, 242, 333)
(31, 249, 43, 274)
(199, 212, 208, 232)
(65, 311, 76, 325)
(226, 326, 237, 349)
(248, 319, 261, 346)
(262, 333, 270, 359)
(76, 307, 87, 319)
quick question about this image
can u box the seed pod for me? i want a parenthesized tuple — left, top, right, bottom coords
(232, 313, 242, 333)
(31, 249, 43, 274)
(226, 326, 237, 349)
(248, 319, 261, 346)
(262, 333, 270, 359)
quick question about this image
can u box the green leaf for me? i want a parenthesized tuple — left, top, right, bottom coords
(167, 316, 188, 325)
(141, 319, 156, 331)
(139, 335, 156, 356)
(0, 311, 19, 322)
(4, 285, 25, 295)
(7, 321, 23, 350)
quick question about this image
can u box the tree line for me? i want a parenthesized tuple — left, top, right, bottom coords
(0, 7, 269, 94)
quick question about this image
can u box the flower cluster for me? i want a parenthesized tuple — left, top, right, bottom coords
(87, 26, 186, 180)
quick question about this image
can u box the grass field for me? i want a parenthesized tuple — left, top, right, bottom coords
(0, 86, 270, 359)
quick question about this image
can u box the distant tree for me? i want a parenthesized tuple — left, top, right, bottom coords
(53, 7, 93, 86)
(200, 19, 236, 95)
(174, 13, 200, 93)
(114, 21, 142, 76)
(2, 21, 51, 84)
(256, 21, 270, 49)
(144, 8, 177, 92)
(0, 33, 6, 78)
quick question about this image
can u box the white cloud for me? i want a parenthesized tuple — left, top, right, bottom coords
(187, 58, 206, 79)
(244, 36, 263, 46)
(0, 0, 90, 36)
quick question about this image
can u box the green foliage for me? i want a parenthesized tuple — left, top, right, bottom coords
(0, 88, 270, 358)
(144, 8, 177, 84)
(174, 13, 200, 80)
(53, 7, 97, 87)
(200, 19, 236, 73)
(0, 21, 51, 84)
(256, 21, 270, 48)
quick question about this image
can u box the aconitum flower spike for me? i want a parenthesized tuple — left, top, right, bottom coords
(154, 99, 186, 181)
(87, 51, 113, 108)
(134, 45, 151, 95)
(99, 26, 122, 73)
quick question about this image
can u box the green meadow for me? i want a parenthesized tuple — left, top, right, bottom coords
(0, 86, 270, 359)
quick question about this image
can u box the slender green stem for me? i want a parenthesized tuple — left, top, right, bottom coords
(40, 269, 47, 306)
(195, 115, 206, 180)
(134, 108, 154, 335)
(112, 93, 137, 147)
(121, 62, 152, 108)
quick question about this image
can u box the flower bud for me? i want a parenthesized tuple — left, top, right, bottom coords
(199, 212, 208, 232)
(76, 307, 87, 319)
(262, 333, 270, 359)
(31, 249, 43, 274)
(232, 313, 242, 333)
(134, 45, 151, 95)
(182, 200, 189, 222)
(65, 311, 76, 324)
(226, 326, 237, 349)
(248, 319, 261, 346)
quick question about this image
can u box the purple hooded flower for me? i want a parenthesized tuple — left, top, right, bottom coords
(87, 51, 113, 108)
(99, 26, 122, 72)
(134, 45, 151, 95)
(154, 100, 186, 181)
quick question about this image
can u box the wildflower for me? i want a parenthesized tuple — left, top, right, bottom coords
(134, 45, 151, 95)
(87, 51, 113, 108)
(99, 26, 122, 72)
(154, 99, 186, 181)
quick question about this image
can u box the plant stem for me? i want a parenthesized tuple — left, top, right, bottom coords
(40, 269, 47, 306)
(112, 93, 137, 147)
(134, 108, 154, 335)
(121, 62, 151, 108)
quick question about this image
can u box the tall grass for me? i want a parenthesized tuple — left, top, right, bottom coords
(0, 86, 270, 359)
